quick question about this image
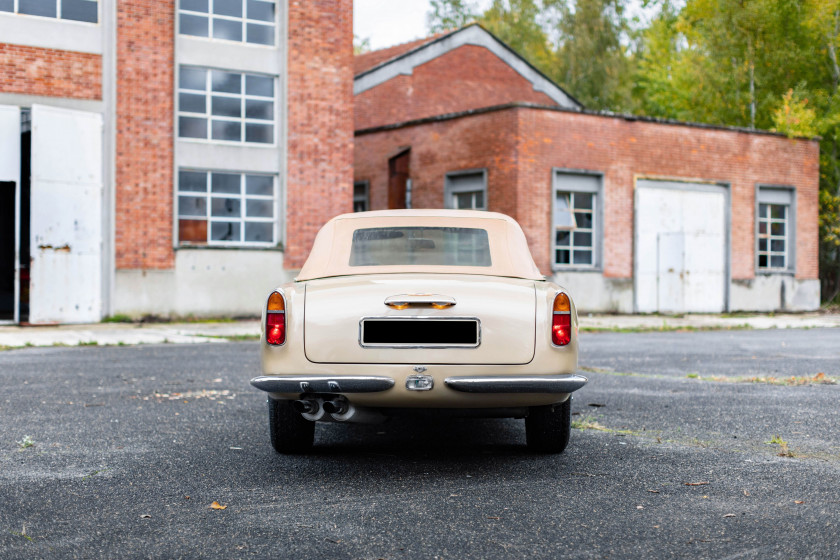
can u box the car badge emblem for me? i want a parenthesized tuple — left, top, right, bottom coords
(413, 366, 427, 373)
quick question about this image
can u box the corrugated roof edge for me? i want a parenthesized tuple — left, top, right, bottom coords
(354, 101, 821, 142)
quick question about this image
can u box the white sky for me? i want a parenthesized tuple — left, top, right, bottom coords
(354, 0, 492, 50)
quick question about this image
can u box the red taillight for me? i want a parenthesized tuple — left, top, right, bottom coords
(266, 291, 286, 345)
(552, 293, 572, 346)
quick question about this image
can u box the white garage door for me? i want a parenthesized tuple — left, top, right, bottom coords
(29, 105, 103, 324)
(635, 180, 727, 313)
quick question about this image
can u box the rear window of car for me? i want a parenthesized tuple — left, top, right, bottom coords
(349, 227, 492, 267)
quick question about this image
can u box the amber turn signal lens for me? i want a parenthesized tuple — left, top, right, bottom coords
(553, 292, 571, 312)
(267, 291, 285, 311)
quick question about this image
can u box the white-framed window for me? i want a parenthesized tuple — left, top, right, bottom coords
(756, 186, 794, 272)
(353, 181, 369, 212)
(179, 0, 276, 45)
(0, 0, 97, 23)
(177, 169, 277, 246)
(445, 170, 487, 210)
(178, 66, 275, 144)
(553, 171, 601, 269)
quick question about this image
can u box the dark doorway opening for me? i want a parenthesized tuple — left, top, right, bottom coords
(0, 181, 14, 321)
(19, 123, 30, 322)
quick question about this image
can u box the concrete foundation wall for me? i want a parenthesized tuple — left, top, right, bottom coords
(730, 276, 820, 312)
(551, 272, 634, 313)
(113, 249, 296, 318)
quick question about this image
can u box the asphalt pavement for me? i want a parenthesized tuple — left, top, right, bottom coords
(0, 329, 838, 559)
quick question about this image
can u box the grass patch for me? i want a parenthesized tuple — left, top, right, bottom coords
(687, 372, 837, 386)
(766, 435, 796, 457)
(102, 314, 133, 323)
(16, 435, 34, 449)
(580, 323, 753, 334)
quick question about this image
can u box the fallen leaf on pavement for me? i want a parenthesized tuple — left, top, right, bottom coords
(795, 501, 805, 504)
(209, 501, 227, 510)
(743, 490, 750, 497)
(723, 514, 736, 518)
(647, 490, 660, 494)
(684, 481, 710, 486)
(140, 514, 151, 519)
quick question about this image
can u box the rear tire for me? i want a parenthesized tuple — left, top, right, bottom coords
(268, 398, 315, 453)
(525, 397, 571, 453)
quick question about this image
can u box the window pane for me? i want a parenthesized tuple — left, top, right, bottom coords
(179, 117, 207, 139)
(454, 192, 472, 209)
(245, 123, 273, 143)
(758, 222, 767, 234)
(211, 173, 240, 194)
(770, 222, 785, 236)
(213, 0, 242, 17)
(179, 92, 206, 114)
(575, 212, 593, 229)
(555, 250, 570, 264)
(353, 182, 366, 197)
(211, 197, 241, 217)
(759, 204, 768, 217)
(247, 0, 274, 21)
(179, 196, 206, 217)
(474, 190, 484, 209)
(181, 0, 208, 11)
(770, 239, 785, 252)
(211, 221, 240, 241)
(758, 254, 768, 268)
(245, 99, 273, 120)
(354, 200, 367, 212)
(19, 0, 56, 17)
(555, 230, 570, 246)
(62, 0, 97, 22)
(770, 255, 785, 268)
(180, 13, 209, 36)
(179, 171, 207, 192)
(758, 238, 767, 252)
(211, 120, 241, 141)
(179, 219, 208, 243)
(246, 199, 273, 218)
(211, 70, 241, 93)
(0, 0, 12, 12)
(246, 75, 273, 97)
(573, 231, 592, 248)
(246, 175, 273, 195)
(574, 193, 593, 210)
(770, 205, 786, 220)
(246, 22, 273, 44)
(213, 17, 242, 41)
(350, 227, 491, 267)
(180, 67, 207, 91)
(573, 250, 593, 265)
(245, 222, 273, 242)
(212, 96, 241, 118)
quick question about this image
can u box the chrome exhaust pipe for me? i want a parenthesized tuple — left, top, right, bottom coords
(329, 404, 386, 424)
(295, 399, 325, 421)
(322, 398, 349, 415)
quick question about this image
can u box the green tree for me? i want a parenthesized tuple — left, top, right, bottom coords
(427, 0, 479, 33)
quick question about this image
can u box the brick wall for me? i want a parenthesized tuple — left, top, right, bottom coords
(115, 1, 175, 270)
(355, 44, 557, 131)
(0, 43, 100, 100)
(285, 0, 354, 269)
(355, 106, 820, 281)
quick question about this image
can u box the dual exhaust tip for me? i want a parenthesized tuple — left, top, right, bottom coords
(292, 397, 384, 424)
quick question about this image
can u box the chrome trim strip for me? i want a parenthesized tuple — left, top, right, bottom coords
(384, 294, 457, 308)
(251, 375, 396, 394)
(444, 374, 588, 394)
(358, 316, 481, 349)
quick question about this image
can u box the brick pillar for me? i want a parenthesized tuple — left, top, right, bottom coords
(285, 0, 354, 269)
(115, 1, 175, 270)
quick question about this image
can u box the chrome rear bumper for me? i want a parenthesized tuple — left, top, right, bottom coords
(444, 373, 587, 394)
(250, 375, 395, 394)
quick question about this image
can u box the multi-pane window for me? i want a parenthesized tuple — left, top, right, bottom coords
(0, 0, 98, 23)
(554, 191, 595, 266)
(757, 203, 787, 269)
(178, 66, 275, 144)
(178, 170, 276, 246)
(353, 182, 369, 212)
(179, 0, 275, 45)
(445, 171, 487, 210)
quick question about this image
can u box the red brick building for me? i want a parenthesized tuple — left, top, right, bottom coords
(0, 1, 353, 323)
(354, 25, 820, 312)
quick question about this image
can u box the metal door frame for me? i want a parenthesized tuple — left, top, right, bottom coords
(0, 105, 21, 324)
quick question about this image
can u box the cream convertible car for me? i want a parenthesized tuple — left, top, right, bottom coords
(251, 210, 587, 453)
